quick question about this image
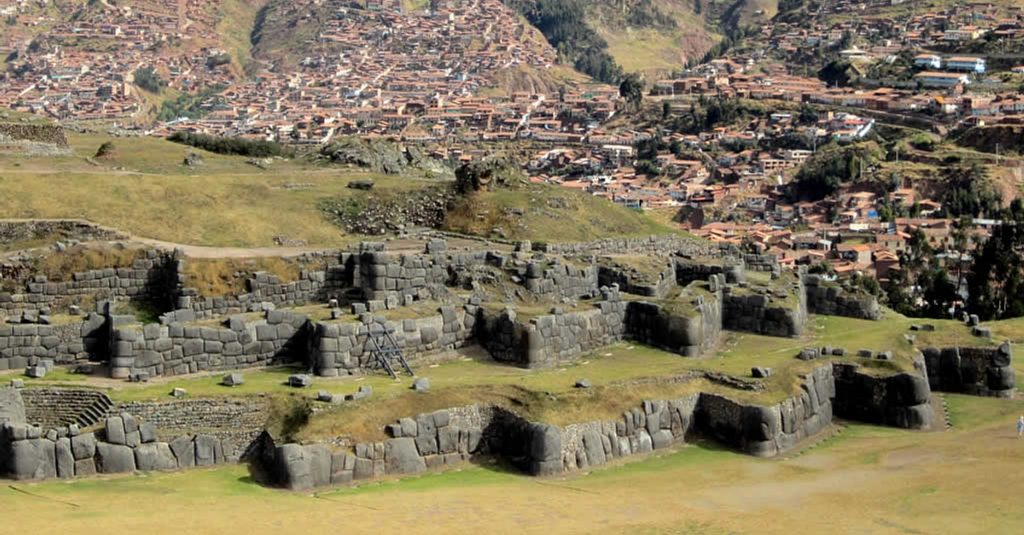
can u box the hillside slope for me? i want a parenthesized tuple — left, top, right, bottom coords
(587, 0, 721, 76)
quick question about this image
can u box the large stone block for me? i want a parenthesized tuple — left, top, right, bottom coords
(170, 435, 196, 468)
(104, 417, 126, 445)
(194, 435, 222, 466)
(9, 438, 56, 480)
(95, 442, 136, 473)
(134, 442, 178, 471)
(55, 437, 74, 479)
(71, 432, 97, 460)
(275, 443, 313, 491)
(306, 445, 332, 489)
(384, 438, 427, 475)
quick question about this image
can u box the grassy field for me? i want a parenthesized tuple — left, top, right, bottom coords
(3, 390, 1023, 534)
(0, 133, 423, 247)
(0, 132, 677, 248)
(444, 184, 677, 242)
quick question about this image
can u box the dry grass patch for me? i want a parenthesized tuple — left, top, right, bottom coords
(183, 257, 305, 297)
(36, 244, 142, 282)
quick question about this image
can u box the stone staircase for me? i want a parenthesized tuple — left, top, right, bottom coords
(937, 393, 954, 431)
(20, 388, 114, 430)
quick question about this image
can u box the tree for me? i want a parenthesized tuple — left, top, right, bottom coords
(798, 104, 818, 125)
(942, 164, 1002, 218)
(661, 101, 671, 120)
(967, 201, 1024, 319)
(132, 67, 165, 93)
(619, 73, 645, 109)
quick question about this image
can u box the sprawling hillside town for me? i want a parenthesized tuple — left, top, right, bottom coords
(3, 0, 1023, 296)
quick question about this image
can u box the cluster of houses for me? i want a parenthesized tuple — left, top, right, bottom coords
(1, 0, 618, 138)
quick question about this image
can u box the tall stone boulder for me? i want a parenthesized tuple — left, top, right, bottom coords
(528, 423, 563, 476)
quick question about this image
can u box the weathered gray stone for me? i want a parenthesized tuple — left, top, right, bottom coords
(95, 442, 136, 473)
(170, 435, 195, 468)
(276, 443, 313, 491)
(104, 416, 126, 445)
(384, 438, 427, 474)
(194, 435, 221, 466)
(139, 422, 157, 443)
(134, 442, 178, 471)
(55, 437, 74, 478)
(71, 432, 97, 460)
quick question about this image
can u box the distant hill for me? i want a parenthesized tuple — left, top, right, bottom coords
(586, 0, 721, 77)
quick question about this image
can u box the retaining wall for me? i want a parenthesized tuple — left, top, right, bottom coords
(523, 262, 599, 300)
(312, 305, 476, 376)
(0, 313, 107, 370)
(253, 404, 498, 491)
(180, 266, 351, 319)
(538, 235, 720, 257)
(721, 282, 806, 337)
(110, 310, 310, 379)
(478, 288, 627, 368)
(832, 359, 933, 429)
(0, 250, 179, 315)
(922, 343, 1015, 398)
(803, 275, 881, 320)
(117, 398, 271, 461)
(0, 123, 69, 146)
(598, 261, 676, 298)
(0, 414, 227, 481)
(625, 280, 723, 357)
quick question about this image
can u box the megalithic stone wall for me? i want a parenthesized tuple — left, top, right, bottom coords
(523, 262, 600, 300)
(802, 274, 882, 320)
(0, 413, 227, 481)
(625, 276, 725, 357)
(721, 274, 807, 337)
(110, 310, 311, 379)
(249, 358, 941, 492)
(832, 357, 933, 429)
(0, 312, 106, 370)
(0, 249, 180, 316)
(921, 343, 1016, 398)
(597, 261, 676, 299)
(311, 305, 476, 376)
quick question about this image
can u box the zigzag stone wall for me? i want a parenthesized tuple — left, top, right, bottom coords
(921, 343, 1016, 398)
(257, 364, 846, 490)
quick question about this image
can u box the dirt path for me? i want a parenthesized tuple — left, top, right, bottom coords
(2, 218, 492, 259)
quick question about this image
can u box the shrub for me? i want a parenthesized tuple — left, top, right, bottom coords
(167, 132, 290, 158)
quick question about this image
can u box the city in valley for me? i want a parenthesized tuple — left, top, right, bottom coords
(1, 1, 1024, 533)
